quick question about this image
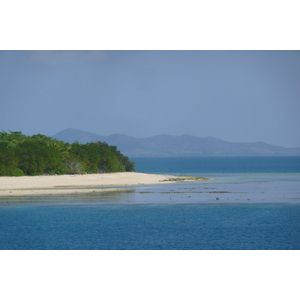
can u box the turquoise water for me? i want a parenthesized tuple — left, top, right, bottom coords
(1, 157, 300, 250)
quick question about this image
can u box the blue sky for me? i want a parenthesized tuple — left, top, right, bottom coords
(1, 50, 300, 147)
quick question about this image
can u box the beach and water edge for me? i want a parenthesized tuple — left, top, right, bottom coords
(1, 157, 300, 250)
(0, 172, 209, 197)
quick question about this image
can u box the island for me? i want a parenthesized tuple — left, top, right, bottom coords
(0, 131, 209, 196)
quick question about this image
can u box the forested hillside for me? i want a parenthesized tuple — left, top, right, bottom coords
(0, 131, 135, 176)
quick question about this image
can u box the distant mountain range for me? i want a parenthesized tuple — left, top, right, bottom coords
(52, 128, 300, 157)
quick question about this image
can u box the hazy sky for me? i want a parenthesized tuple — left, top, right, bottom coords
(1, 50, 300, 147)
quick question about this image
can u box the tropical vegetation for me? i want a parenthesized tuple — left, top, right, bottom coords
(0, 131, 135, 176)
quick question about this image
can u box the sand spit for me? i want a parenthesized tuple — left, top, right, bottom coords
(0, 172, 209, 197)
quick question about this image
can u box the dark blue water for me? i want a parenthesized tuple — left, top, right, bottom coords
(132, 156, 300, 174)
(1, 156, 300, 250)
(1, 203, 299, 250)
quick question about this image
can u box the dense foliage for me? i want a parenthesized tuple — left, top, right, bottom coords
(0, 131, 135, 176)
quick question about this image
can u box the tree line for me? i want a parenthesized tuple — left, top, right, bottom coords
(0, 131, 135, 176)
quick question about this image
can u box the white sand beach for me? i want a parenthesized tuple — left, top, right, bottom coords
(0, 172, 207, 197)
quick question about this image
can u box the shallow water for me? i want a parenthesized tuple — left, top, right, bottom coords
(1, 173, 298, 206)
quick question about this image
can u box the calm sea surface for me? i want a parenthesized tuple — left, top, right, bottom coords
(1, 156, 300, 250)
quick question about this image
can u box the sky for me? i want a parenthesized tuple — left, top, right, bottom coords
(1, 50, 300, 148)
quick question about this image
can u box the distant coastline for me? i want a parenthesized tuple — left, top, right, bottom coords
(52, 128, 300, 157)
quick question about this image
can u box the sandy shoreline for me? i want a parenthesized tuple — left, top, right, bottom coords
(0, 172, 208, 197)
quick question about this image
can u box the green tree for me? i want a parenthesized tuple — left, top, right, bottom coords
(0, 131, 135, 176)
(0, 142, 20, 176)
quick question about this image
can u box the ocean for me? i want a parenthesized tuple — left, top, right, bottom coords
(1, 156, 300, 250)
